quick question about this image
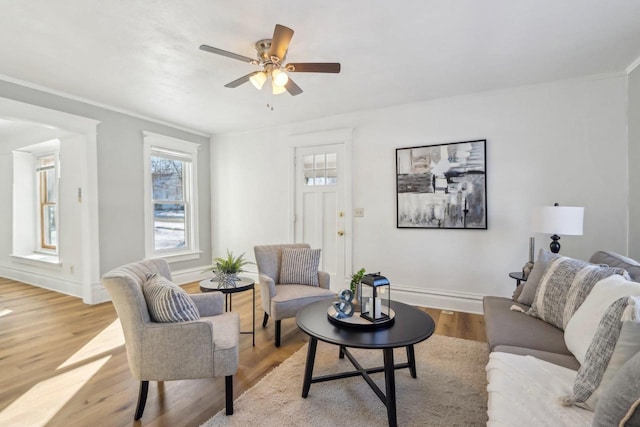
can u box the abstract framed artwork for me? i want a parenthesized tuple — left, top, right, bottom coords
(396, 139, 487, 229)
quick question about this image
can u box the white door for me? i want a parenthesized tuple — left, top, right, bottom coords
(294, 143, 346, 288)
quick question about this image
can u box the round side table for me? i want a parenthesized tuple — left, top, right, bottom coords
(200, 277, 255, 346)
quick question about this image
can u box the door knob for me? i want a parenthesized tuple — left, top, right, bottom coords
(337, 230, 344, 236)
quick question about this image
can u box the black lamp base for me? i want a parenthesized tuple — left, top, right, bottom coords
(550, 234, 561, 254)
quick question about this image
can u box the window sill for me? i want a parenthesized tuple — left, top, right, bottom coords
(147, 250, 203, 263)
(11, 253, 62, 270)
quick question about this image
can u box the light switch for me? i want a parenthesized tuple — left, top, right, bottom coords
(354, 208, 364, 217)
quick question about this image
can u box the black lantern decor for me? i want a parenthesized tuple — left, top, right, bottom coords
(358, 273, 391, 323)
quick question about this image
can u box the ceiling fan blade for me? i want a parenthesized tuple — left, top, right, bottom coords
(269, 24, 294, 62)
(284, 78, 303, 96)
(286, 63, 341, 73)
(224, 72, 260, 88)
(199, 44, 257, 64)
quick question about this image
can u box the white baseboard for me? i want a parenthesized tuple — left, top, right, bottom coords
(390, 284, 484, 314)
(90, 281, 111, 304)
(0, 264, 82, 299)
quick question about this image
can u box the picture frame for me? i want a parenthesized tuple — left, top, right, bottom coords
(396, 139, 487, 229)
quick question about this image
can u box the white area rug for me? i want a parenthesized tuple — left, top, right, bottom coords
(202, 335, 489, 427)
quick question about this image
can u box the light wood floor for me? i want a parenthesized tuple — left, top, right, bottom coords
(0, 278, 486, 427)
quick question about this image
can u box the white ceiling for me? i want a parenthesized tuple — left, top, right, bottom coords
(0, 0, 639, 135)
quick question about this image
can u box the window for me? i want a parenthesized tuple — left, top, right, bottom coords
(143, 132, 200, 261)
(303, 153, 337, 186)
(11, 138, 61, 264)
(36, 154, 58, 251)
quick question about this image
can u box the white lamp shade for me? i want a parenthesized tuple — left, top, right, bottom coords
(249, 71, 267, 90)
(532, 206, 584, 236)
(272, 69, 289, 87)
(272, 79, 286, 95)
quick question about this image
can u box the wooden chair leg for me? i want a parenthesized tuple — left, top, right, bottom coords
(225, 375, 234, 415)
(134, 380, 149, 420)
(262, 312, 269, 327)
(275, 320, 282, 347)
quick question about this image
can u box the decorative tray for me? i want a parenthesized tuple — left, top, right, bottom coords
(327, 305, 395, 330)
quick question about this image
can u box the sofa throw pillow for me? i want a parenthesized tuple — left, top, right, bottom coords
(593, 350, 640, 427)
(142, 273, 200, 322)
(517, 249, 560, 306)
(527, 256, 629, 330)
(562, 296, 640, 411)
(565, 274, 640, 365)
(279, 248, 321, 286)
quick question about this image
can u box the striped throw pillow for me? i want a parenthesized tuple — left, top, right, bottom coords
(279, 248, 321, 286)
(527, 256, 628, 330)
(142, 273, 200, 322)
(564, 296, 640, 411)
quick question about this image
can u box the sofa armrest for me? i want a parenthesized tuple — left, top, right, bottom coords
(258, 273, 276, 314)
(318, 271, 330, 289)
(189, 292, 224, 316)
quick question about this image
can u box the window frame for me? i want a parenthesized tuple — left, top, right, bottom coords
(142, 131, 201, 262)
(36, 153, 59, 252)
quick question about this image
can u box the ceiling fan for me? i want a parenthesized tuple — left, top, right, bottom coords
(199, 24, 340, 96)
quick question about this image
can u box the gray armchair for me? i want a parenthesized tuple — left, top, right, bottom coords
(254, 243, 334, 347)
(102, 259, 239, 420)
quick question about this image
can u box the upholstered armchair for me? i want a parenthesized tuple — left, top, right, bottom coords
(254, 243, 334, 347)
(102, 259, 239, 420)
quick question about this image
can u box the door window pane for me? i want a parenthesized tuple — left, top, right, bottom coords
(304, 170, 314, 186)
(303, 155, 314, 170)
(326, 168, 337, 185)
(303, 152, 337, 186)
(326, 153, 337, 168)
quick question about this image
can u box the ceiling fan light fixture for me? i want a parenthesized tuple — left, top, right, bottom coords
(250, 71, 267, 90)
(272, 79, 287, 95)
(272, 69, 289, 87)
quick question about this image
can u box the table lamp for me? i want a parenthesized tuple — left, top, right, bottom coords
(532, 203, 584, 253)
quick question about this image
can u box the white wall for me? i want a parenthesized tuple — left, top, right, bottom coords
(212, 75, 629, 313)
(628, 65, 640, 259)
(0, 80, 212, 303)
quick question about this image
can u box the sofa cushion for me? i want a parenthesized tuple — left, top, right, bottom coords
(566, 296, 640, 411)
(590, 250, 640, 282)
(142, 273, 200, 323)
(279, 248, 321, 286)
(483, 296, 571, 355)
(493, 345, 580, 370)
(517, 249, 560, 305)
(527, 256, 628, 330)
(593, 350, 640, 427)
(565, 274, 640, 365)
(486, 352, 594, 426)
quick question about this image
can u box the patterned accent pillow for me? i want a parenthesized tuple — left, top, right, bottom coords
(563, 296, 640, 411)
(593, 351, 640, 426)
(279, 248, 321, 286)
(527, 256, 629, 330)
(517, 249, 561, 306)
(142, 273, 200, 322)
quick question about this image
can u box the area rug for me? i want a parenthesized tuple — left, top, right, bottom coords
(202, 335, 489, 427)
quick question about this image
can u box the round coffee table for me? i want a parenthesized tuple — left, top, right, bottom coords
(200, 277, 255, 346)
(296, 300, 435, 427)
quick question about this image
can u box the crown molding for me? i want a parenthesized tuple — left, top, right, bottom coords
(0, 74, 210, 138)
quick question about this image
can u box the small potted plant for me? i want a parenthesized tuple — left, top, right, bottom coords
(205, 250, 253, 289)
(350, 268, 366, 296)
